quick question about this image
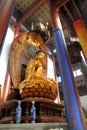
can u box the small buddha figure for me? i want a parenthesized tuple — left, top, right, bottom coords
(18, 50, 58, 101)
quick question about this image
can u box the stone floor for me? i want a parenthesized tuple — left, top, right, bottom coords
(0, 123, 69, 130)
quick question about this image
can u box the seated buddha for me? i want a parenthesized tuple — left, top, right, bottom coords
(18, 50, 58, 101)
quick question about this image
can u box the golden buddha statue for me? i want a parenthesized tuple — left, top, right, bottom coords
(18, 50, 58, 100)
(9, 32, 58, 101)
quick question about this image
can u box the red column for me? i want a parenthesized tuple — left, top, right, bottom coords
(0, 0, 15, 48)
(73, 19, 87, 59)
(0, 0, 15, 102)
(0, 85, 1, 102)
(1, 69, 11, 102)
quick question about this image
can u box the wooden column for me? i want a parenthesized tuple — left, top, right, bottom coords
(49, 0, 87, 129)
(1, 68, 11, 102)
(0, 0, 15, 48)
(0, 0, 15, 101)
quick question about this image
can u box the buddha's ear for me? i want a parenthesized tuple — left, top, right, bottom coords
(9, 32, 47, 89)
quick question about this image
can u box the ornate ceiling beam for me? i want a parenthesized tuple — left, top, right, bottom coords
(59, 10, 73, 35)
(55, 0, 70, 9)
(18, 0, 46, 24)
(71, 0, 82, 18)
(64, 4, 74, 22)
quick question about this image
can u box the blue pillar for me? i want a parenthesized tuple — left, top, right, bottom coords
(49, 0, 87, 130)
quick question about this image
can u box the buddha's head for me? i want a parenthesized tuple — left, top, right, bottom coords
(35, 50, 46, 60)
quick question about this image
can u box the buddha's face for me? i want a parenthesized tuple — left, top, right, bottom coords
(36, 52, 45, 60)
